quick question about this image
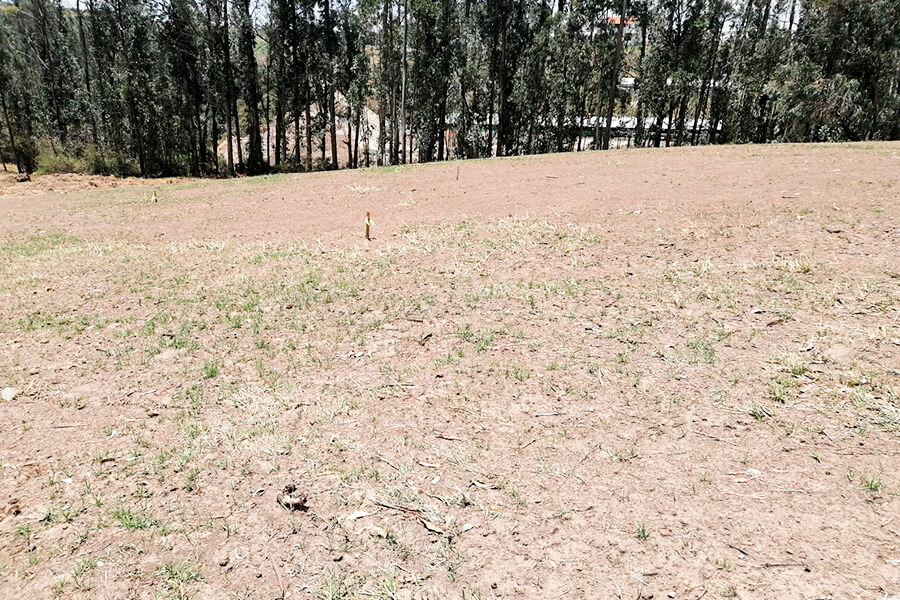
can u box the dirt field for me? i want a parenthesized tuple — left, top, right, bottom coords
(1, 143, 898, 600)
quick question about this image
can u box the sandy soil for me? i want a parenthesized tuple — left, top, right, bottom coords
(0, 143, 898, 600)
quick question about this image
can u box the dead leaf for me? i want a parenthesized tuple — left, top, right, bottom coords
(419, 517, 449, 536)
(344, 510, 376, 521)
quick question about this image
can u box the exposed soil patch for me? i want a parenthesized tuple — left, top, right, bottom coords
(0, 143, 898, 600)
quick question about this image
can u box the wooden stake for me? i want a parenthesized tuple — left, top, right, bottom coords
(456, 164, 460, 180)
(365, 212, 371, 241)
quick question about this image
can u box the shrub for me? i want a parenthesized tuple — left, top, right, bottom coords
(37, 153, 80, 174)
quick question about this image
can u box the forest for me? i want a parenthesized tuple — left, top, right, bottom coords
(0, 0, 898, 177)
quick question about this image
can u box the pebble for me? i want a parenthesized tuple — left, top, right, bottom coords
(1, 387, 17, 402)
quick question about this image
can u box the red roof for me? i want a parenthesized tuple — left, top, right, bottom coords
(607, 16, 639, 25)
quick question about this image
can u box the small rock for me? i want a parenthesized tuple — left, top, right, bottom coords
(1, 388, 17, 402)
(667, 592, 676, 599)
(218, 553, 229, 567)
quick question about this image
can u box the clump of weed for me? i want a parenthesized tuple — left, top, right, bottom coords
(862, 475, 883, 492)
(157, 560, 201, 596)
(506, 364, 530, 381)
(111, 506, 160, 530)
(749, 403, 772, 421)
(202, 359, 221, 379)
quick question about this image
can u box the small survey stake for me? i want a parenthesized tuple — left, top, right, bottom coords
(365, 212, 374, 241)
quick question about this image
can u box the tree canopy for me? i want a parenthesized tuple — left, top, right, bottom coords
(1, 0, 897, 176)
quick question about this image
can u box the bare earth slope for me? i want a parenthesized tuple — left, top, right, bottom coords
(0, 143, 898, 600)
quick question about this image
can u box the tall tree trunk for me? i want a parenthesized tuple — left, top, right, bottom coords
(603, 0, 629, 150)
(320, 106, 326, 163)
(378, 92, 386, 165)
(346, 104, 353, 167)
(274, 57, 282, 165)
(759, 0, 772, 39)
(196, 81, 205, 170)
(487, 82, 495, 157)
(305, 101, 312, 170)
(33, 0, 66, 145)
(303, 35, 312, 169)
(497, 25, 507, 156)
(222, 0, 235, 174)
(188, 92, 199, 175)
(353, 107, 360, 167)
(210, 102, 219, 175)
(437, 93, 447, 160)
(691, 80, 709, 146)
(388, 0, 398, 164)
(593, 81, 602, 149)
(324, 0, 338, 169)
(400, 0, 408, 163)
(653, 114, 663, 147)
(265, 53, 271, 166)
(203, 0, 221, 175)
(577, 93, 586, 151)
(870, 74, 880, 139)
(391, 86, 399, 164)
(379, 0, 389, 165)
(75, 0, 100, 150)
(675, 94, 688, 145)
(329, 86, 338, 168)
(289, 5, 300, 163)
(690, 14, 721, 146)
(233, 97, 243, 168)
(664, 101, 674, 147)
(1, 93, 23, 173)
(126, 88, 145, 175)
(634, 19, 648, 146)
(292, 111, 299, 163)
(236, 0, 264, 174)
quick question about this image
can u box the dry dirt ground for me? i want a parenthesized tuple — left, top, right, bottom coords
(0, 143, 898, 600)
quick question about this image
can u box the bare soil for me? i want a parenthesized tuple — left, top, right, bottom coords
(1, 143, 898, 600)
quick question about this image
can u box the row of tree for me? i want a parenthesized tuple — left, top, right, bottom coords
(1, 0, 898, 176)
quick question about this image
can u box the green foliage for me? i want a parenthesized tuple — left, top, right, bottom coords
(37, 154, 80, 174)
(0, 0, 897, 179)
